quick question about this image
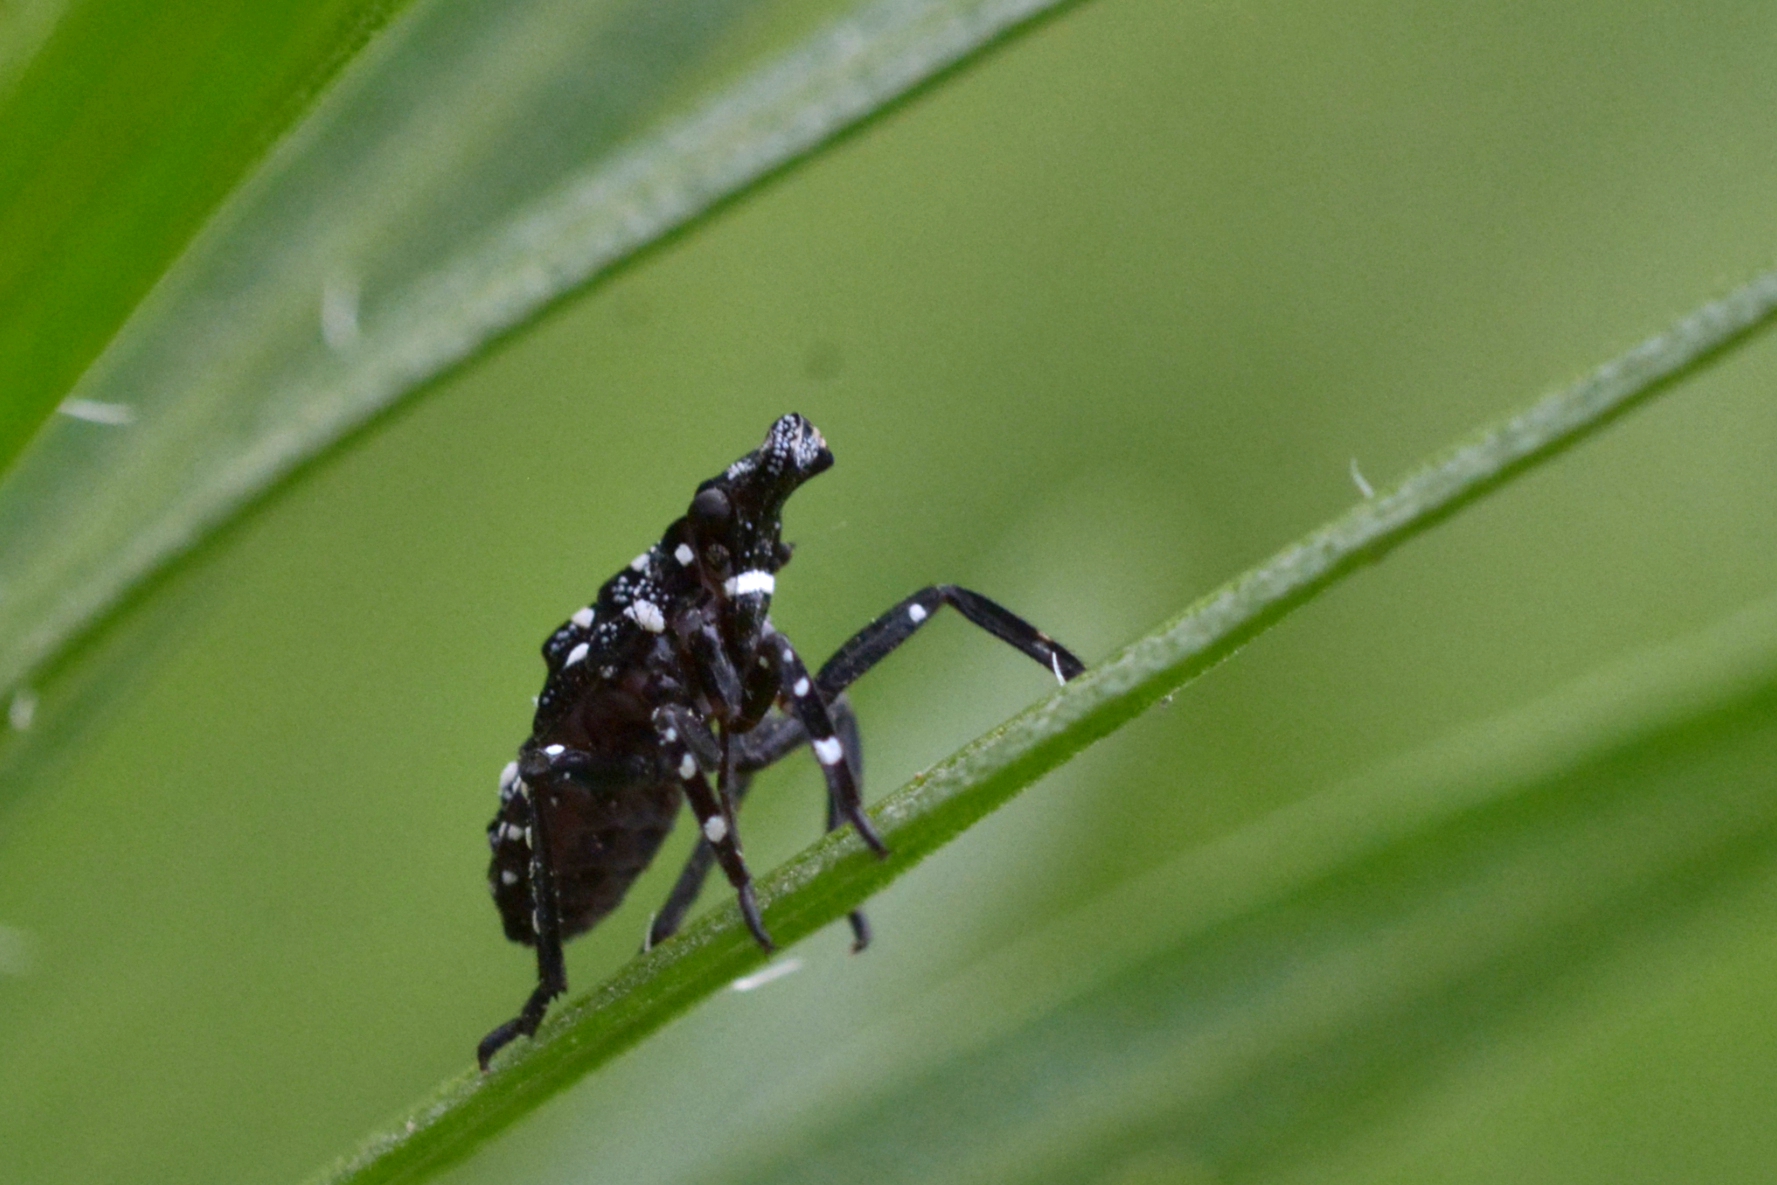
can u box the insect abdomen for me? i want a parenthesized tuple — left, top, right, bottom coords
(488, 776, 683, 945)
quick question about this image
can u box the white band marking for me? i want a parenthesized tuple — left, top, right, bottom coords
(812, 736, 844, 766)
(724, 570, 775, 597)
(702, 815, 728, 844)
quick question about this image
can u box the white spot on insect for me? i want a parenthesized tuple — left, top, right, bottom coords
(626, 600, 666, 632)
(499, 761, 520, 791)
(1349, 457, 1376, 499)
(723, 570, 775, 597)
(702, 815, 728, 844)
(571, 606, 595, 629)
(908, 603, 928, 624)
(813, 736, 844, 765)
(673, 543, 695, 566)
(730, 957, 803, 993)
(601, 665, 617, 678)
(662, 726, 678, 742)
(501, 823, 525, 843)
(793, 676, 810, 697)
(678, 753, 697, 779)
(523, 826, 533, 847)
(8, 689, 37, 732)
(630, 551, 651, 572)
(1050, 652, 1066, 685)
(501, 870, 518, 886)
(564, 641, 590, 668)
(544, 744, 565, 757)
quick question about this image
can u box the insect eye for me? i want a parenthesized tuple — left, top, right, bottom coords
(690, 487, 731, 529)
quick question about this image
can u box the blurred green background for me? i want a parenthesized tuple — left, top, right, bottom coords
(4, 0, 1777, 1182)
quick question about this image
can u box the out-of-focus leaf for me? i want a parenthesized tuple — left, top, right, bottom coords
(0, 0, 1076, 703)
(0, 0, 412, 476)
(716, 596, 1777, 1185)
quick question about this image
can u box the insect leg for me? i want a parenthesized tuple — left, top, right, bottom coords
(647, 710, 796, 950)
(828, 700, 871, 951)
(727, 701, 872, 950)
(762, 626, 887, 857)
(478, 749, 576, 1071)
(654, 706, 774, 951)
(645, 770, 753, 950)
(817, 585, 1085, 697)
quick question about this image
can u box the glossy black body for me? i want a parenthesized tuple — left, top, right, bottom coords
(478, 414, 1085, 1069)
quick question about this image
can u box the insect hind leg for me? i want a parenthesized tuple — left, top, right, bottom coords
(478, 755, 571, 1071)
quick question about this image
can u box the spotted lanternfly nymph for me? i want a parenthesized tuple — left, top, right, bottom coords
(479, 414, 1085, 1069)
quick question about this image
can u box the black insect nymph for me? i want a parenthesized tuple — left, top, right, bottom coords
(479, 413, 1085, 1069)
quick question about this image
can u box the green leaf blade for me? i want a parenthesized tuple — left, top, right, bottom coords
(720, 601, 1777, 1184)
(0, 0, 412, 479)
(313, 271, 1777, 1185)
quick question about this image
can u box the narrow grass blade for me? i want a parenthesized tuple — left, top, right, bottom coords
(0, 0, 414, 476)
(310, 274, 1777, 1185)
(724, 597, 1777, 1184)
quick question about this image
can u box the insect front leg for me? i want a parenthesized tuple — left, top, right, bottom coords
(762, 625, 887, 858)
(826, 701, 871, 950)
(735, 701, 872, 950)
(645, 771, 752, 950)
(654, 705, 774, 951)
(816, 585, 1086, 697)
(477, 745, 581, 1071)
(646, 702, 872, 950)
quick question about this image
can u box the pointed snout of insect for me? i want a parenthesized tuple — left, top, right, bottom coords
(763, 413, 833, 482)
